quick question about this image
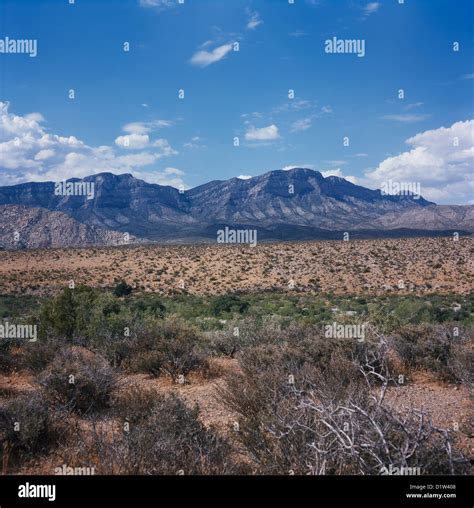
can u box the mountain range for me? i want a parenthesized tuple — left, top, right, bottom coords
(0, 168, 472, 248)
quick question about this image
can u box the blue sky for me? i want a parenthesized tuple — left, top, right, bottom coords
(0, 0, 472, 203)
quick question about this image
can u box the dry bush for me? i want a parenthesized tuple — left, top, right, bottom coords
(219, 338, 468, 475)
(64, 393, 244, 475)
(392, 324, 473, 385)
(125, 319, 208, 381)
(124, 350, 163, 377)
(0, 391, 65, 471)
(40, 347, 118, 414)
(19, 338, 60, 373)
(112, 385, 162, 424)
(0, 341, 15, 373)
(153, 320, 208, 380)
(206, 317, 284, 357)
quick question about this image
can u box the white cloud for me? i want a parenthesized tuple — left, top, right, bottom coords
(237, 175, 252, 180)
(139, 0, 175, 10)
(405, 102, 424, 110)
(290, 117, 313, 133)
(25, 112, 45, 123)
(322, 168, 359, 184)
(363, 2, 380, 17)
(282, 164, 315, 171)
(272, 99, 315, 114)
(0, 101, 181, 187)
(183, 136, 204, 149)
(151, 138, 177, 155)
(115, 133, 150, 149)
(190, 43, 233, 68)
(382, 114, 430, 123)
(34, 149, 55, 161)
(122, 120, 172, 134)
(366, 120, 474, 204)
(134, 166, 186, 187)
(247, 10, 263, 30)
(245, 124, 280, 141)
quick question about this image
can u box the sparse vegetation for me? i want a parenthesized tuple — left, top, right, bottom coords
(0, 239, 472, 476)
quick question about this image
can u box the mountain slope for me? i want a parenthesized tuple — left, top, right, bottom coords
(359, 205, 474, 231)
(0, 168, 471, 244)
(0, 205, 141, 249)
(187, 168, 433, 230)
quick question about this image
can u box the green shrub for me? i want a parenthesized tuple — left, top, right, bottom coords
(210, 294, 249, 316)
(113, 281, 133, 297)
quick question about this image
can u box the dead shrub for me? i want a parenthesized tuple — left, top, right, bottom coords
(0, 391, 61, 470)
(67, 394, 244, 475)
(40, 347, 118, 414)
(392, 324, 472, 384)
(220, 339, 468, 475)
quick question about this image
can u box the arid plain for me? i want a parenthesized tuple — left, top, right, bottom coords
(0, 236, 472, 296)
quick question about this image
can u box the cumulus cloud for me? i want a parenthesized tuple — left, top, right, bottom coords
(34, 149, 55, 161)
(190, 43, 233, 68)
(245, 124, 280, 141)
(366, 120, 474, 204)
(322, 168, 359, 184)
(115, 133, 150, 149)
(134, 167, 185, 187)
(237, 174, 252, 180)
(0, 101, 182, 187)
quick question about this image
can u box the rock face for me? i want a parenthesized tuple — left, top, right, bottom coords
(359, 205, 474, 232)
(0, 168, 471, 245)
(0, 205, 140, 249)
